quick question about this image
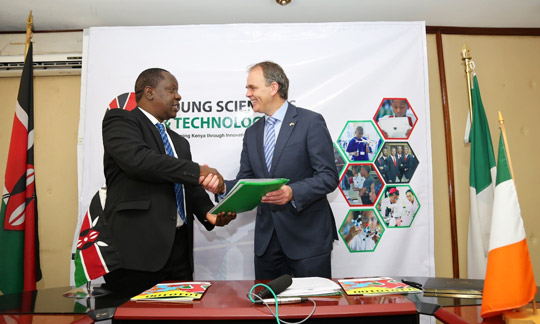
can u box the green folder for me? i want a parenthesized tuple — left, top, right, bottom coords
(209, 178, 289, 214)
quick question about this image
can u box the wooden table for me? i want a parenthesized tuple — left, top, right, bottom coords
(114, 280, 419, 323)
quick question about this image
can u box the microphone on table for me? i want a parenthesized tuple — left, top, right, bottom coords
(254, 274, 293, 300)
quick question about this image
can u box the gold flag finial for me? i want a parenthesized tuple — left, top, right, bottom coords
(497, 110, 515, 182)
(461, 44, 471, 60)
(25, 11, 34, 58)
(462, 44, 473, 124)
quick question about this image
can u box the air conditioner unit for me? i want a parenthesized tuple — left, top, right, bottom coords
(0, 53, 82, 77)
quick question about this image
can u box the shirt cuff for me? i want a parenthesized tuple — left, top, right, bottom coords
(290, 200, 297, 209)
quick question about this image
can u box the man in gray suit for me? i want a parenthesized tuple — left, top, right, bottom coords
(101, 68, 234, 296)
(203, 61, 339, 279)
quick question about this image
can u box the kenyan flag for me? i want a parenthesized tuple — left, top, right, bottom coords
(0, 42, 42, 294)
(73, 187, 121, 287)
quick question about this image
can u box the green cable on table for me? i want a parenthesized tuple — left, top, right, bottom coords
(249, 283, 281, 324)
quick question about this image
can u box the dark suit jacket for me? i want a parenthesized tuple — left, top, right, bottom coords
(225, 103, 339, 260)
(386, 155, 399, 183)
(375, 156, 389, 181)
(402, 154, 418, 180)
(397, 153, 405, 178)
(102, 107, 214, 273)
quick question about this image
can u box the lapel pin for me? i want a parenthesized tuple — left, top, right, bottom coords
(289, 122, 295, 127)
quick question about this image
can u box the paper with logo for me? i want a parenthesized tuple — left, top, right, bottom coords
(338, 277, 422, 296)
(130, 282, 211, 301)
(209, 178, 289, 214)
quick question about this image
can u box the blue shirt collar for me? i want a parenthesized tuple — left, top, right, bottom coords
(266, 101, 288, 123)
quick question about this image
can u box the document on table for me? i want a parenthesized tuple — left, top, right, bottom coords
(278, 277, 342, 297)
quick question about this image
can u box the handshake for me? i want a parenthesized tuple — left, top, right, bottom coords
(199, 164, 236, 227)
(199, 164, 226, 195)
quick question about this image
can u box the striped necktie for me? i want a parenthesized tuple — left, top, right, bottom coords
(264, 116, 277, 173)
(155, 123, 186, 224)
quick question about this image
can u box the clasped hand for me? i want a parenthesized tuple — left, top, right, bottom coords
(200, 169, 292, 208)
(206, 211, 236, 227)
(198, 165, 235, 226)
(199, 165, 225, 194)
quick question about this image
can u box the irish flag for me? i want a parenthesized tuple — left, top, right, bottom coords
(481, 131, 537, 318)
(467, 74, 496, 279)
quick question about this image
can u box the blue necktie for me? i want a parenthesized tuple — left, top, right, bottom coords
(155, 123, 186, 224)
(264, 117, 277, 173)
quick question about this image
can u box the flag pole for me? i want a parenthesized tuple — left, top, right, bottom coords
(498, 111, 538, 317)
(461, 45, 473, 124)
(497, 111, 515, 183)
(25, 11, 33, 59)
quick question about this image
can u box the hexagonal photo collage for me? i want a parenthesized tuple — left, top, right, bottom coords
(333, 98, 421, 253)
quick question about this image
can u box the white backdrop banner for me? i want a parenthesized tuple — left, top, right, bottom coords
(75, 22, 434, 283)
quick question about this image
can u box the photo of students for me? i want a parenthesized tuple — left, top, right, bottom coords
(340, 164, 383, 206)
(378, 142, 419, 183)
(376, 186, 419, 228)
(341, 209, 384, 252)
(337, 121, 382, 163)
(374, 98, 417, 139)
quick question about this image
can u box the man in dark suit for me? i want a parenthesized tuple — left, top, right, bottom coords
(386, 146, 400, 183)
(396, 145, 405, 181)
(101, 68, 235, 296)
(402, 146, 418, 181)
(203, 61, 339, 280)
(375, 146, 389, 182)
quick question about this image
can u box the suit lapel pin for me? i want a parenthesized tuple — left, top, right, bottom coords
(289, 122, 295, 127)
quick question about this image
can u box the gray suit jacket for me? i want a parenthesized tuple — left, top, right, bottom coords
(225, 103, 339, 261)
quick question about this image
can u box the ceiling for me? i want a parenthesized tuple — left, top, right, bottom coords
(1, 0, 540, 32)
